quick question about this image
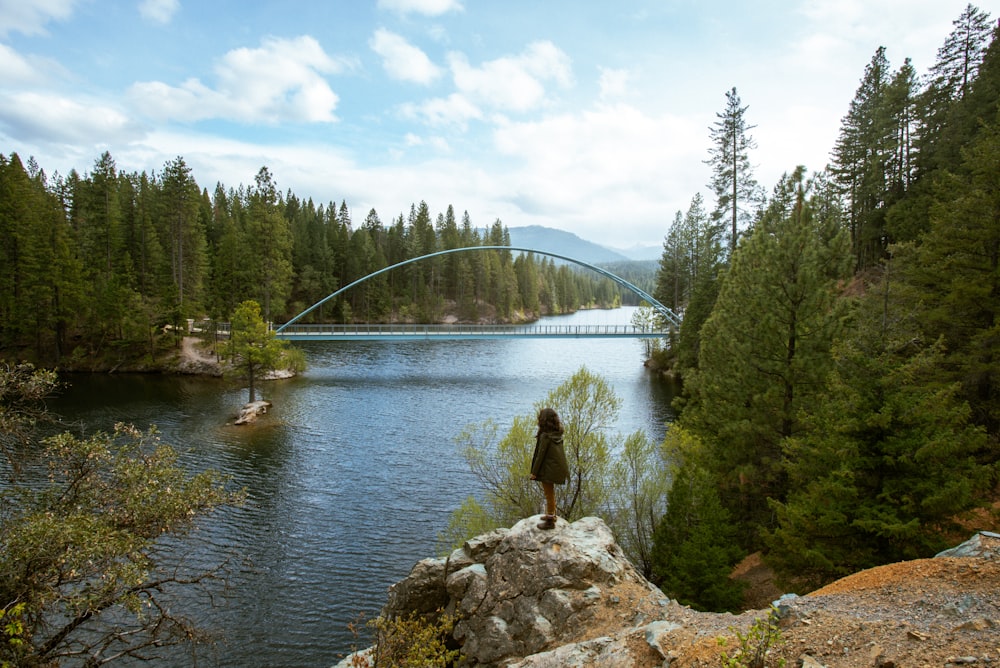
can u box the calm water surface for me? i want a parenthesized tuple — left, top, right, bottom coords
(49, 307, 675, 667)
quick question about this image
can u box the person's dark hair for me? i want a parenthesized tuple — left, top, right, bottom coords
(536, 407, 563, 435)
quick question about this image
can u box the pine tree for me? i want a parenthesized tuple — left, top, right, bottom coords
(0, 154, 81, 358)
(921, 3, 994, 151)
(651, 459, 745, 611)
(654, 193, 725, 372)
(930, 13, 1000, 172)
(884, 59, 921, 203)
(514, 252, 541, 316)
(896, 5, 996, 239)
(682, 168, 852, 546)
(159, 156, 206, 317)
(71, 152, 134, 343)
(244, 167, 293, 322)
(437, 204, 461, 301)
(900, 120, 1000, 438)
(206, 188, 248, 320)
(705, 87, 761, 252)
(227, 300, 296, 403)
(883, 59, 930, 243)
(655, 211, 688, 312)
(766, 267, 990, 588)
(831, 47, 896, 270)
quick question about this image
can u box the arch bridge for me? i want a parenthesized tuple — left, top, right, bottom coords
(273, 246, 679, 341)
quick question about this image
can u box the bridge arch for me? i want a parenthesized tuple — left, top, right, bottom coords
(276, 246, 680, 333)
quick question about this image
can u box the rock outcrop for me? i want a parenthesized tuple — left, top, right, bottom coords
(336, 522, 1000, 668)
(340, 516, 678, 667)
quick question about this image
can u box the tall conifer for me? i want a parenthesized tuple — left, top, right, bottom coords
(683, 168, 852, 546)
(705, 87, 761, 253)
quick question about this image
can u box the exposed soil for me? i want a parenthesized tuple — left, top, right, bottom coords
(175, 336, 224, 375)
(490, 534, 998, 667)
(643, 540, 1000, 667)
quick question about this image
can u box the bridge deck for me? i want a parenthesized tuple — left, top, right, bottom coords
(274, 323, 668, 341)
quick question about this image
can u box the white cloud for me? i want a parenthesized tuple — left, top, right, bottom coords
(376, 0, 463, 17)
(138, 0, 180, 24)
(0, 0, 76, 36)
(598, 67, 631, 99)
(370, 28, 442, 84)
(794, 0, 970, 71)
(127, 104, 693, 245)
(0, 43, 37, 83)
(400, 92, 481, 128)
(402, 132, 450, 153)
(0, 91, 141, 145)
(128, 35, 347, 123)
(448, 41, 573, 114)
(489, 103, 707, 239)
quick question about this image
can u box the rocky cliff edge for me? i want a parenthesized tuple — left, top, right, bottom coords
(337, 516, 1000, 667)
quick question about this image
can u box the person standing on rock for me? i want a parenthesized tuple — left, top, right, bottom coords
(529, 407, 569, 530)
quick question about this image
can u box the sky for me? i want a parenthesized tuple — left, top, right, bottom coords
(0, 0, 995, 251)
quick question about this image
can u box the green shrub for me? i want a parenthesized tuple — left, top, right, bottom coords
(348, 609, 461, 667)
(717, 606, 785, 668)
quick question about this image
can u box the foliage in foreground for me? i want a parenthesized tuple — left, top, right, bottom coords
(680, 168, 852, 550)
(0, 363, 59, 478)
(651, 426, 745, 612)
(764, 266, 991, 589)
(652, 7, 1000, 600)
(0, 364, 244, 667)
(347, 610, 461, 668)
(717, 606, 786, 668)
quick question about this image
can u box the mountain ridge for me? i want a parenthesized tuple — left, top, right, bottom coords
(505, 225, 660, 264)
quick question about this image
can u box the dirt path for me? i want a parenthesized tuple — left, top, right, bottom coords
(176, 337, 224, 375)
(182, 336, 218, 364)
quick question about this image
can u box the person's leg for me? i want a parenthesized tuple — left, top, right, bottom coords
(542, 481, 556, 516)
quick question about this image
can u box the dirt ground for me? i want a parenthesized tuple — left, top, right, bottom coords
(175, 336, 224, 375)
(650, 541, 1000, 667)
(515, 534, 997, 667)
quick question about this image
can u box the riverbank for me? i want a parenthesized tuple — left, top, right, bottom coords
(7, 303, 627, 374)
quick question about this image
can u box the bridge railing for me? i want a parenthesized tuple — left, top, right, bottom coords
(273, 323, 668, 339)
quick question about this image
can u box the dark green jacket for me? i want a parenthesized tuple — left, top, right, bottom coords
(531, 431, 569, 484)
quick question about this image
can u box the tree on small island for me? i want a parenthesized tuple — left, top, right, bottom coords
(226, 300, 304, 404)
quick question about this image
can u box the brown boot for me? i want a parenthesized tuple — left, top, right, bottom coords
(537, 515, 556, 530)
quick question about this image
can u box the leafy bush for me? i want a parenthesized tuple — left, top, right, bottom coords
(717, 606, 785, 668)
(348, 610, 461, 667)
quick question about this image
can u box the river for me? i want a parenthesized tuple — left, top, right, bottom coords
(47, 307, 675, 667)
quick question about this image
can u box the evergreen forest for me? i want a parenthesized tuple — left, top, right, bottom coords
(0, 157, 624, 368)
(651, 4, 1000, 596)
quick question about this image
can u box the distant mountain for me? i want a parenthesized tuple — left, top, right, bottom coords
(505, 226, 631, 265)
(607, 243, 662, 262)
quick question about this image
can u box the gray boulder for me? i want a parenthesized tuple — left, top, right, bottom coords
(935, 531, 1000, 559)
(376, 515, 669, 667)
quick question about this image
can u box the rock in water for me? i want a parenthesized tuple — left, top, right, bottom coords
(234, 400, 271, 425)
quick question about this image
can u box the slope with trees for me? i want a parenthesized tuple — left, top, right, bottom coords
(649, 5, 1000, 606)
